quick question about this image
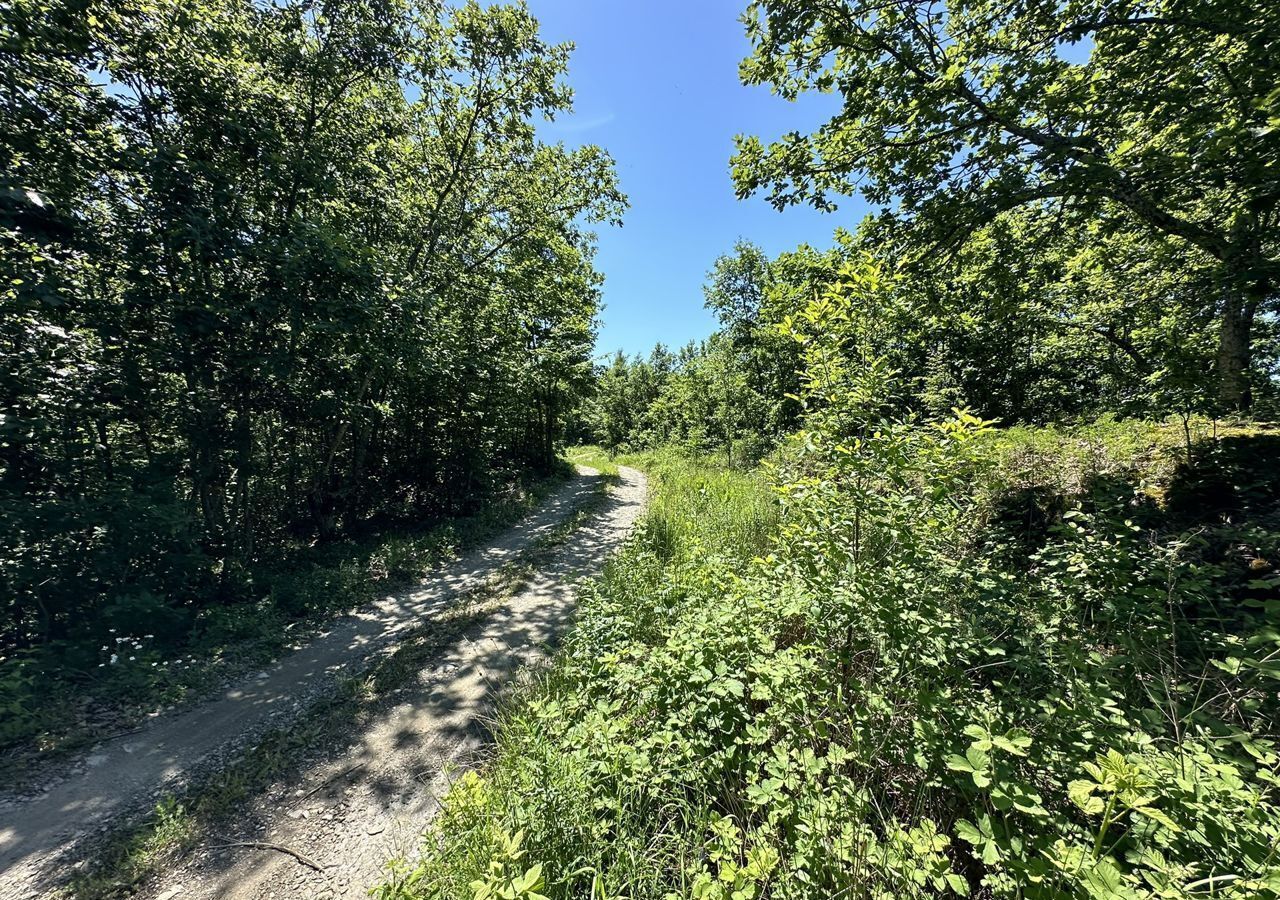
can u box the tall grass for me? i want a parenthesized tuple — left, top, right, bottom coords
(378, 453, 778, 900)
(378, 423, 1280, 900)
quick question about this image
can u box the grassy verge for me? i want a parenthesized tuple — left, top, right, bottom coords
(2, 464, 574, 787)
(564, 444, 655, 477)
(62, 465, 614, 900)
(376, 453, 779, 899)
(378, 420, 1280, 900)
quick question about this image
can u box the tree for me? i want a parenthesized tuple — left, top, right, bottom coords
(733, 0, 1280, 409)
(0, 0, 623, 652)
(704, 239, 772, 336)
(704, 241, 803, 441)
(592, 352, 635, 456)
(861, 205, 1228, 422)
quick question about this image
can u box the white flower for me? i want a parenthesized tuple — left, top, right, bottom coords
(109, 654, 118, 664)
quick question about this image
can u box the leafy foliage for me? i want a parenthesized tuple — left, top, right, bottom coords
(0, 0, 622, 748)
(733, 0, 1280, 410)
(383, 264, 1280, 899)
(583, 242, 801, 464)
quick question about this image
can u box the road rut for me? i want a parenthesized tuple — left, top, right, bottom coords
(0, 466, 646, 899)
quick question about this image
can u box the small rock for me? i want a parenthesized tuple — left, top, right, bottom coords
(156, 888, 183, 900)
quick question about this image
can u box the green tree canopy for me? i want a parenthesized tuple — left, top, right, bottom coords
(733, 0, 1280, 409)
(0, 0, 623, 649)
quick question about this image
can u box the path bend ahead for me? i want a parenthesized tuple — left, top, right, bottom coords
(0, 466, 647, 899)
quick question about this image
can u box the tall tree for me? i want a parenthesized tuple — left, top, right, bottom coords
(704, 240, 802, 439)
(0, 0, 623, 650)
(733, 0, 1280, 409)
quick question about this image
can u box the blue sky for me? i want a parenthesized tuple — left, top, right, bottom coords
(527, 0, 870, 359)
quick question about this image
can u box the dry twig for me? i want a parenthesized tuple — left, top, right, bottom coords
(211, 836, 326, 872)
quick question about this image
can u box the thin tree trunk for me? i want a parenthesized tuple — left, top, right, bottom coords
(231, 400, 253, 560)
(1216, 278, 1265, 412)
(309, 369, 373, 540)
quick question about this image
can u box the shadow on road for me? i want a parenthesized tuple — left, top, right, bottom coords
(1, 467, 645, 900)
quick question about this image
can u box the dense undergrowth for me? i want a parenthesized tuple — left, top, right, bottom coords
(0, 464, 571, 769)
(380, 273, 1280, 900)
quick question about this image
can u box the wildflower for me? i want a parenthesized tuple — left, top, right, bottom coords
(109, 654, 118, 664)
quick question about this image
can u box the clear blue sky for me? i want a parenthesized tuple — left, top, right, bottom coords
(527, 0, 869, 359)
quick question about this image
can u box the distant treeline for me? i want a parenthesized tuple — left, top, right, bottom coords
(587, 214, 1280, 461)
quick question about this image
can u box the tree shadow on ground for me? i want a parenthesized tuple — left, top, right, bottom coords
(1164, 434, 1280, 528)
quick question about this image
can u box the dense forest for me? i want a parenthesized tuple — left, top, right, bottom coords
(1, 0, 622, 741)
(3, 0, 1280, 898)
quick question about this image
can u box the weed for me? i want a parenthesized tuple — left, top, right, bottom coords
(385, 264, 1280, 900)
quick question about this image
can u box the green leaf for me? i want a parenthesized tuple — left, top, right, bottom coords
(992, 728, 1032, 756)
(1133, 806, 1180, 832)
(1212, 657, 1243, 675)
(1069, 780, 1105, 815)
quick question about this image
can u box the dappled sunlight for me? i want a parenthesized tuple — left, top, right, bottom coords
(0, 469, 644, 897)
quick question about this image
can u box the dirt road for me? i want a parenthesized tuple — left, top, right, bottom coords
(0, 466, 646, 899)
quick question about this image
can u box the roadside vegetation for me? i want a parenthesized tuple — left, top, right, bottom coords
(382, 268, 1280, 899)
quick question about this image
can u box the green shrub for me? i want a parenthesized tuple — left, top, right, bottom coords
(382, 265, 1280, 899)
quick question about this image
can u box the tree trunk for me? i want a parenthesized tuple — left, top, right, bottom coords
(543, 390, 558, 471)
(1216, 280, 1264, 412)
(230, 400, 253, 560)
(309, 369, 374, 539)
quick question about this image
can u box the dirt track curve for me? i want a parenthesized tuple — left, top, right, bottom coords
(0, 466, 647, 900)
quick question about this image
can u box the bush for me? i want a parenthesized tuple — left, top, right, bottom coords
(382, 264, 1280, 900)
